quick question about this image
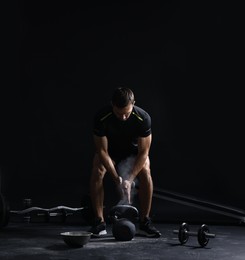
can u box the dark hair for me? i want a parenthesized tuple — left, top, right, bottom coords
(111, 87, 135, 108)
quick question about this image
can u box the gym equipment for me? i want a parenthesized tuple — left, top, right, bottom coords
(151, 186, 245, 224)
(109, 204, 139, 224)
(60, 231, 92, 248)
(173, 222, 190, 245)
(0, 194, 85, 225)
(197, 224, 216, 247)
(0, 193, 10, 228)
(112, 218, 136, 241)
(10, 205, 85, 223)
(173, 222, 216, 247)
(109, 204, 138, 241)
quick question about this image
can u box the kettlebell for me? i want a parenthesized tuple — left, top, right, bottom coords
(112, 218, 136, 241)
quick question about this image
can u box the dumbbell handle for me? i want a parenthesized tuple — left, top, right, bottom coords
(173, 230, 196, 236)
(173, 230, 216, 238)
(203, 232, 216, 238)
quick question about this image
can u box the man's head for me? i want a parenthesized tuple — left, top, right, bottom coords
(111, 87, 135, 121)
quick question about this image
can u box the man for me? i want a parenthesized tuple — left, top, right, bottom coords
(89, 87, 161, 238)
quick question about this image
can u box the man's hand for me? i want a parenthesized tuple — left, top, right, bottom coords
(121, 180, 132, 204)
(116, 176, 123, 185)
(116, 177, 135, 205)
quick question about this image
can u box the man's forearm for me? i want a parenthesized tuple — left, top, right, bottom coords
(128, 152, 148, 182)
(98, 151, 121, 183)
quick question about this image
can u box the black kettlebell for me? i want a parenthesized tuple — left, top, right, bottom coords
(112, 218, 136, 241)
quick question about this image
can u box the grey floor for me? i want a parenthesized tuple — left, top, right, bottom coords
(1, 219, 245, 260)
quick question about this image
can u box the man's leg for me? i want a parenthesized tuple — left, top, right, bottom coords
(137, 156, 153, 221)
(89, 154, 107, 236)
(137, 157, 161, 238)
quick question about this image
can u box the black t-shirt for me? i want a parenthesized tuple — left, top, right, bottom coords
(93, 105, 151, 159)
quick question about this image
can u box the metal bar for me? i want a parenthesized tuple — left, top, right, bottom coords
(153, 187, 245, 216)
(152, 192, 245, 223)
(10, 206, 85, 215)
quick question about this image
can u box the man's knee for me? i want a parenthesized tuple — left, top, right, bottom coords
(138, 165, 151, 182)
(91, 154, 107, 180)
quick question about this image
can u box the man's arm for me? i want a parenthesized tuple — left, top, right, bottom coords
(93, 135, 122, 185)
(128, 134, 152, 183)
(121, 134, 151, 203)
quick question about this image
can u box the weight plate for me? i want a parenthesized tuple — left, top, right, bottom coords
(198, 224, 209, 247)
(178, 222, 189, 244)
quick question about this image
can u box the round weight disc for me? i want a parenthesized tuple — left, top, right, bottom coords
(198, 224, 209, 247)
(178, 222, 189, 244)
(0, 193, 9, 228)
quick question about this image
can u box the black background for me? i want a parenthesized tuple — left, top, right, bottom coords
(1, 1, 244, 220)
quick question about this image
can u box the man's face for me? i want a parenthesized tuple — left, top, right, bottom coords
(112, 103, 134, 121)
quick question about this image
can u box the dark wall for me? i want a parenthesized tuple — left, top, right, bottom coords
(1, 1, 244, 215)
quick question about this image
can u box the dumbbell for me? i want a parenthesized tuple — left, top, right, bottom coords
(173, 222, 216, 247)
(109, 204, 138, 241)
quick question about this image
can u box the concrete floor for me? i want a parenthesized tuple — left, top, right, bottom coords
(1, 219, 245, 260)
